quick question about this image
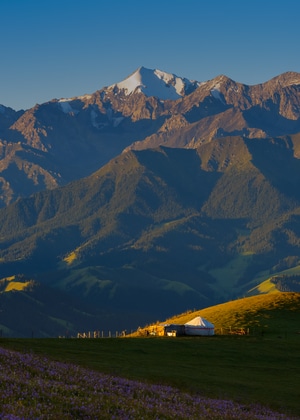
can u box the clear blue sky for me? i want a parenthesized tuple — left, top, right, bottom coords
(1, 0, 300, 110)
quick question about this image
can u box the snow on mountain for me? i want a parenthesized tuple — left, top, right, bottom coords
(58, 99, 75, 114)
(109, 66, 200, 100)
(57, 95, 92, 114)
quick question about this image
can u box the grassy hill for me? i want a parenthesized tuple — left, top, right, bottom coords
(135, 292, 300, 337)
(0, 275, 121, 338)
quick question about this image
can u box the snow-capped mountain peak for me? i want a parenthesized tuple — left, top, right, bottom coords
(108, 66, 200, 100)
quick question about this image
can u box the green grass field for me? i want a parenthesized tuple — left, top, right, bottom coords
(1, 334, 300, 417)
(1, 293, 300, 417)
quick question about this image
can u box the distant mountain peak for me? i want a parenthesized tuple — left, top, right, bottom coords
(108, 66, 200, 100)
(266, 71, 300, 87)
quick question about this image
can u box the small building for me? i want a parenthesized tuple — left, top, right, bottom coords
(184, 316, 214, 336)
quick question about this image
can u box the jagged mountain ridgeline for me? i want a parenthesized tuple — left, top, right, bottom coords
(1, 67, 300, 337)
(1, 67, 300, 207)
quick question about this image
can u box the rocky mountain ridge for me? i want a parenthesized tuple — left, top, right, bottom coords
(1, 68, 300, 207)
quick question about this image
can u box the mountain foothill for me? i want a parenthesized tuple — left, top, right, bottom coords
(1, 67, 300, 337)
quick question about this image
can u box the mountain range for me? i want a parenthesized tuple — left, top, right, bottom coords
(1, 66, 300, 337)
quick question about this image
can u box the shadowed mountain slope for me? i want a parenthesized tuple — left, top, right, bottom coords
(1, 135, 300, 336)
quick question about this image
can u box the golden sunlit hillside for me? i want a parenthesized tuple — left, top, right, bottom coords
(133, 292, 300, 336)
(0, 275, 32, 292)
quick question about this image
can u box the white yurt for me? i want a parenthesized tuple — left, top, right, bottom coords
(184, 316, 215, 336)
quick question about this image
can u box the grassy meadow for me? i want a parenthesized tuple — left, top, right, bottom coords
(0, 335, 299, 418)
(1, 293, 300, 418)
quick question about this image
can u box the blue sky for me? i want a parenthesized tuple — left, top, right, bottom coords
(1, 0, 300, 110)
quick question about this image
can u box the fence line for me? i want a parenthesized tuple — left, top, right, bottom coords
(76, 330, 128, 338)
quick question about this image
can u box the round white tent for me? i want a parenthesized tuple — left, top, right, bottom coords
(184, 316, 214, 336)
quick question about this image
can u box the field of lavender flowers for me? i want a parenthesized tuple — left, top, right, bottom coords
(0, 345, 298, 419)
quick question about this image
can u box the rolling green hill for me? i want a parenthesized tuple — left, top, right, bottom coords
(1, 136, 300, 336)
(0, 275, 121, 338)
(136, 292, 300, 337)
